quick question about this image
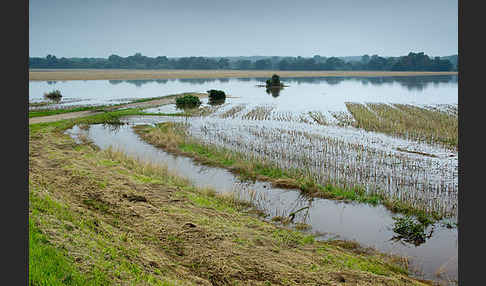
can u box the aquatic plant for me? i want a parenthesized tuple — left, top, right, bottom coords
(391, 215, 433, 246)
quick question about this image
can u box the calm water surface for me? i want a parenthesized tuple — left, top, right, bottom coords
(29, 76, 458, 111)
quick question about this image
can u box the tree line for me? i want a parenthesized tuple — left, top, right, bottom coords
(29, 52, 457, 71)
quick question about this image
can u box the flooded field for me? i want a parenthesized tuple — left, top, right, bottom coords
(67, 123, 458, 284)
(29, 76, 457, 109)
(39, 75, 457, 284)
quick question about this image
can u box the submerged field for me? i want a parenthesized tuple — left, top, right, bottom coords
(29, 75, 458, 285)
(29, 113, 429, 285)
(132, 100, 458, 220)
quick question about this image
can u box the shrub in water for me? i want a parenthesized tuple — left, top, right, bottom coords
(175, 95, 201, 109)
(266, 74, 284, 87)
(207, 89, 226, 105)
(207, 89, 226, 101)
(44, 90, 62, 101)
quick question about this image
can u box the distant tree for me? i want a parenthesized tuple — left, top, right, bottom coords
(367, 56, 388, 70)
(217, 58, 230, 69)
(236, 59, 252, 70)
(324, 57, 346, 70)
(255, 59, 272, 70)
(361, 54, 370, 64)
(278, 59, 290, 70)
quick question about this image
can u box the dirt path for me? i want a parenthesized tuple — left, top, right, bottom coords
(29, 92, 207, 124)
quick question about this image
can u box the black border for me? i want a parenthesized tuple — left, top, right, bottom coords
(458, 0, 483, 285)
(8, 0, 28, 284)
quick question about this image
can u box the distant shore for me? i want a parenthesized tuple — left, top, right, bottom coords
(29, 69, 458, 81)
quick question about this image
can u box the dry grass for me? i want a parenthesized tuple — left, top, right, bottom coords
(28, 124, 430, 285)
(345, 103, 458, 150)
(219, 104, 247, 119)
(29, 69, 457, 81)
(243, 106, 275, 121)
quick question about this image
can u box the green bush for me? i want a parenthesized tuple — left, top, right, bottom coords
(44, 90, 62, 101)
(207, 89, 226, 101)
(265, 74, 284, 88)
(175, 95, 201, 109)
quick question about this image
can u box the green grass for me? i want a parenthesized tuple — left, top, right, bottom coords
(29, 106, 98, 118)
(29, 187, 182, 286)
(271, 228, 315, 247)
(29, 108, 146, 133)
(129, 92, 201, 104)
(29, 206, 110, 286)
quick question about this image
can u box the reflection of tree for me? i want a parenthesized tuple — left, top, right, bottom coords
(236, 77, 252, 82)
(208, 98, 226, 106)
(177, 78, 219, 85)
(125, 80, 153, 87)
(106, 75, 457, 91)
(266, 87, 282, 97)
(155, 79, 168, 84)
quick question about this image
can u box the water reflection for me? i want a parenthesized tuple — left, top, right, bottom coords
(107, 75, 458, 91)
(208, 98, 226, 106)
(265, 86, 283, 97)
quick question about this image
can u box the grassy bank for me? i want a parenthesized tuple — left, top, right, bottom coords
(133, 122, 444, 222)
(29, 113, 429, 285)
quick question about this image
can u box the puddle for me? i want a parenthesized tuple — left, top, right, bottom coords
(66, 122, 458, 284)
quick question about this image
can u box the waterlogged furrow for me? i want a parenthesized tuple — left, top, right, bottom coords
(153, 115, 457, 218)
(242, 105, 275, 121)
(346, 103, 458, 149)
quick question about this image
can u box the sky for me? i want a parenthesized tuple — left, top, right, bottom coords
(29, 0, 458, 58)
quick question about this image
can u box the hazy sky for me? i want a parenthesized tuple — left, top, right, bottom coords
(29, 0, 458, 58)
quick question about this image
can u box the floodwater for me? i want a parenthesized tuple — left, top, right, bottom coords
(29, 76, 457, 110)
(52, 75, 457, 284)
(66, 122, 458, 285)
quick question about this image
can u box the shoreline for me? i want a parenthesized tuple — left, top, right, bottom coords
(29, 69, 458, 81)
